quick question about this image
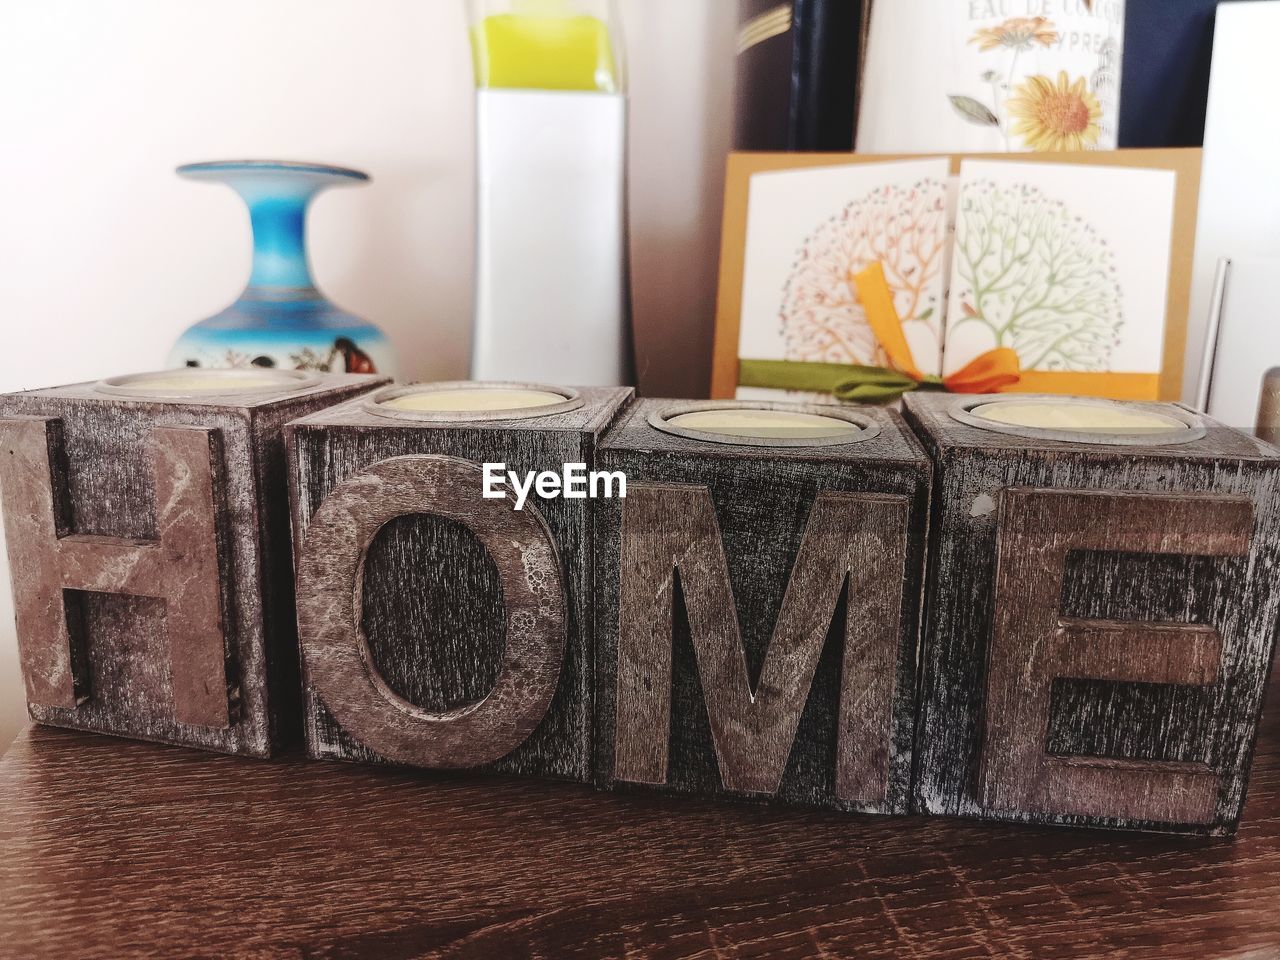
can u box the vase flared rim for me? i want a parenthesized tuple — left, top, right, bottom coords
(176, 160, 370, 183)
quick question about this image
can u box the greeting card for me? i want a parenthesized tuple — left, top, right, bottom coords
(735, 158, 952, 400)
(943, 159, 1176, 398)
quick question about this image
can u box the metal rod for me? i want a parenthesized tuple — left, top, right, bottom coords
(1196, 257, 1232, 412)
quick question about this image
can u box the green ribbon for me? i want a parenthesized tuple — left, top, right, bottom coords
(738, 358, 947, 404)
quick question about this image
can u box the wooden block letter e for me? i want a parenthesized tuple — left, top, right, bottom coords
(980, 489, 1253, 826)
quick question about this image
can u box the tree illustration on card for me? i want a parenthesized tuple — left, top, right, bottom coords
(780, 178, 950, 371)
(946, 178, 1123, 373)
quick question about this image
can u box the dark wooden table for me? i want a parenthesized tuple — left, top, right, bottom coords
(4, 682, 1280, 960)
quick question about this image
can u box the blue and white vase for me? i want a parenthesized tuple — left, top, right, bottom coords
(169, 160, 396, 376)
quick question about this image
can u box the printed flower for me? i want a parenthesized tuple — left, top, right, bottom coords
(1006, 72, 1102, 152)
(969, 16, 1059, 52)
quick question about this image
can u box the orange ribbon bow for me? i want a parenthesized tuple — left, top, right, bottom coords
(852, 262, 1021, 395)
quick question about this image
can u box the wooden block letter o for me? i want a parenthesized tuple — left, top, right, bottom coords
(296, 455, 567, 767)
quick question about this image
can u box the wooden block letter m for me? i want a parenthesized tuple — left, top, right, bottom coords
(613, 483, 910, 804)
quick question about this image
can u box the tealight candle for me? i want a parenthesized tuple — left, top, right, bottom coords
(365, 382, 584, 422)
(656, 406, 869, 445)
(382, 387, 569, 414)
(97, 368, 316, 397)
(969, 399, 1187, 435)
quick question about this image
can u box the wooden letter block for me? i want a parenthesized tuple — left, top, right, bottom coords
(0, 370, 388, 756)
(287, 382, 632, 782)
(595, 401, 931, 813)
(904, 393, 1280, 834)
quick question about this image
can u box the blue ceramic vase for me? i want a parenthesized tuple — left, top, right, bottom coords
(169, 160, 396, 376)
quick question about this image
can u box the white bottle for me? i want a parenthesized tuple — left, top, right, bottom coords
(469, 0, 632, 386)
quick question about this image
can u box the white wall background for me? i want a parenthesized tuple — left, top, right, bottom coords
(0, 0, 735, 747)
(1182, 0, 1280, 405)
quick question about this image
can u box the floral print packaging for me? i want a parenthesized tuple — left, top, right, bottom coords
(857, 1, 1124, 153)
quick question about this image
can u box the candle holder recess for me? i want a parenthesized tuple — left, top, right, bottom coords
(286, 381, 632, 782)
(593, 400, 931, 814)
(0, 369, 389, 756)
(904, 393, 1280, 835)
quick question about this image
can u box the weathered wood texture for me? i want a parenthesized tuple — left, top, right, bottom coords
(595, 400, 931, 814)
(6, 697, 1280, 959)
(286, 387, 633, 782)
(0, 374, 388, 757)
(296, 455, 567, 768)
(903, 392, 1280, 835)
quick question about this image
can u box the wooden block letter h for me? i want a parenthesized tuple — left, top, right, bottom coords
(0, 418, 230, 727)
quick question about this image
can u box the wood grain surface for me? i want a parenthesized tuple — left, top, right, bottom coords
(982, 489, 1252, 828)
(0, 420, 232, 727)
(594, 399, 931, 816)
(296, 455, 567, 769)
(287, 387, 633, 782)
(613, 484, 910, 804)
(0, 373, 388, 757)
(903, 392, 1280, 835)
(2, 692, 1280, 960)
